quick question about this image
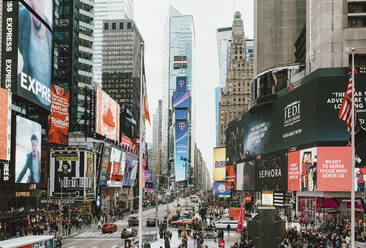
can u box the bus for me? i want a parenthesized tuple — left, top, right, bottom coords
(0, 235, 54, 248)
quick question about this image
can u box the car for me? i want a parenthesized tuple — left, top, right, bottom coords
(214, 220, 238, 229)
(171, 219, 193, 227)
(128, 216, 138, 226)
(102, 223, 117, 233)
(121, 228, 138, 239)
(146, 217, 157, 227)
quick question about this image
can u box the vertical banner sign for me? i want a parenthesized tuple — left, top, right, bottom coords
(1, 1, 19, 92)
(0, 88, 11, 161)
(225, 163, 236, 190)
(175, 121, 189, 182)
(99, 147, 111, 186)
(213, 147, 226, 182)
(176, 76, 187, 91)
(288, 151, 300, 191)
(48, 85, 69, 145)
(236, 162, 244, 190)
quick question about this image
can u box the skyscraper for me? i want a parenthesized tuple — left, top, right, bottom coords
(162, 6, 195, 185)
(93, 0, 133, 86)
(218, 11, 253, 146)
(149, 99, 163, 186)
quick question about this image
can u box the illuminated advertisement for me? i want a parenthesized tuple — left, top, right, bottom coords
(107, 147, 123, 187)
(122, 155, 138, 186)
(1, 1, 53, 110)
(15, 116, 42, 184)
(173, 92, 190, 108)
(175, 109, 187, 120)
(50, 151, 95, 198)
(288, 146, 351, 192)
(213, 147, 226, 181)
(176, 76, 187, 91)
(145, 170, 152, 183)
(213, 182, 230, 195)
(48, 85, 69, 145)
(226, 125, 245, 164)
(0, 88, 11, 161)
(175, 121, 189, 182)
(225, 163, 236, 190)
(99, 147, 111, 186)
(96, 87, 120, 142)
(262, 191, 274, 206)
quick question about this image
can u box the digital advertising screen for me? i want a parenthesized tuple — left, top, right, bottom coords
(225, 163, 236, 191)
(173, 92, 190, 109)
(107, 147, 123, 187)
(145, 170, 152, 183)
(176, 76, 187, 91)
(175, 109, 187, 120)
(48, 85, 69, 145)
(0, 88, 11, 161)
(175, 121, 189, 182)
(122, 155, 138, 186)
(96, 87, 120, 142)
(15, 116, 42, 184)
(99, 147, 111, 186)
(213, 182, 231, 195)
(213, 147, 226, 182)
(1, 1, 53, 110)
(262, 191, 274, 206)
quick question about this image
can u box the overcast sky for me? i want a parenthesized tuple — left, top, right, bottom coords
(134, 0, 254, 180)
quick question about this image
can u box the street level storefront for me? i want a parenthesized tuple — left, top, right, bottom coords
(226, 68, 366, 213)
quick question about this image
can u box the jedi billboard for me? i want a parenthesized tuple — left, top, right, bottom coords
(175, 121, 189, 182)
(96, 87, 120, 142)
(1, 1, 53, 110)
(213, 147, 226, 182)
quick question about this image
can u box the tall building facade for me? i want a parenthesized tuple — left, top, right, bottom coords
(94, 0, 134, 86)
(162, 6, 195, 184)
(218, 12, 254, 146)
(254, 0, 306, 75)
(53, 0, 95, 132)
(149, 99, 163, 186)
(101, 19, 144, 128)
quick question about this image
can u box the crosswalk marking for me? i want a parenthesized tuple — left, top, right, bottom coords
(74, 231, 121, 238)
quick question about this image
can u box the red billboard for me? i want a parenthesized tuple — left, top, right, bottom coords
(288, 151, 300, 191)
(317, 147, 351, 191)
(96, 87, 120, 142)
(0, 88, 11, 161)
(48, 85, 69, 145)
(225, 163, 236, 190)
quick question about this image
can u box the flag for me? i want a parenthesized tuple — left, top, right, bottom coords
(338, 76, 353, 132)
(142, 65, 151, 126)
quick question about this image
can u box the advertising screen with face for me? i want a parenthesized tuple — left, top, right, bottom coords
(48, 85, 69, 145)
(96, 87, 120, 142)
(17, 2, 52, 110)
(15, 116, 42, 184)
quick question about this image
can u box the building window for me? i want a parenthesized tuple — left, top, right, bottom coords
(127, 22, 132, 29)
(112, 23, 116, 30)
(104, 23, 108, 30)
(120, 22, 124, 29)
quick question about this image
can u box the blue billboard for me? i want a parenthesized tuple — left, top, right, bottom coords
(173, 92, 190, 108)
(176, 109, 187, 120)
(175, 121, 189, 182)
(176, 76, 187, 91)
(213, 182, 231, 195)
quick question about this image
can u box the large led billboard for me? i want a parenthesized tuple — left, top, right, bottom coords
(175, 121, 189, 182)
(213, 147, 226, 181)
(173, 92, 190, 109)
(213, 182, 231, 195)
(22, 0, 53, 29)
(122, 155, 138, 186)
(1, 1, 53, 110)
(225, 163, 236, 190)
(175, 109, 187, 120)
(15, 116, 42, 184)
(48, 85, 69, 145)
(96, 87, 120, 142)
(176, 76, 187, 91)
(107, 147, 123, 187)
(0, 88, 11, 161)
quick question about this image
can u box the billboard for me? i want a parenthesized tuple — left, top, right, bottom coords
(22, 0, 53, 29)
(173, 92, 190, 109)
(243, 160, 255, 191)
(175, 109, 187, 120)
(226, 69, 366, 161)
(213, 147, 226, 182)
(15, 116, 42, 183)
(288, 146, 351, 192)
(236, 162, 244, 190)
(107, 147, 123, 187)
(145, 170, 152, 183)
(213, 182, 231, 195)
(176, 76, 187, 91)
(0, 88, 11, 161)
(50, 150, 95, 198)
(48, 85, 69, 145)
(99, 147, 111, 186)
(1, 2, 53, 110)
(225, 163, 236, 190)
(175, 121, 189, 182)
(96, 87, 120, 142)
(122, 155, 138, 186)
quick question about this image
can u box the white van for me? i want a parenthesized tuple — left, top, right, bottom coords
(214, 220, 238, 229)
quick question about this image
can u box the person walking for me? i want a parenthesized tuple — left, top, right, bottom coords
(227, 223, 231, 236)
